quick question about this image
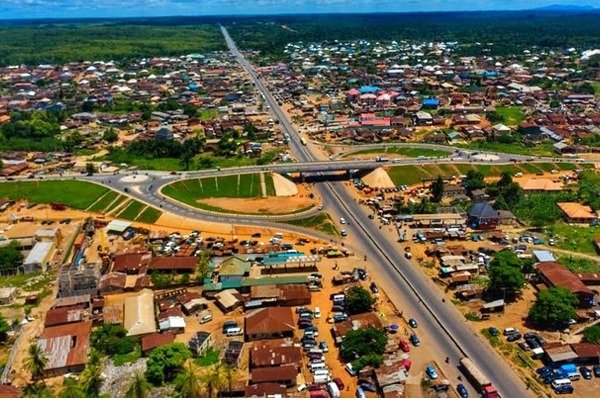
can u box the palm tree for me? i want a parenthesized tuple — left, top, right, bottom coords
(125, 373, 150, 398)
(175, 360, 203, 398)
(80, 349, 103, 397)
(223, 363, 236, 394)
(202, 362, 228, 398)
(23, 343, 48, 382)
(59, 377, 86, 398)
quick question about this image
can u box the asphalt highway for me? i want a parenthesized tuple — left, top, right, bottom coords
(219, 25, 531, 398)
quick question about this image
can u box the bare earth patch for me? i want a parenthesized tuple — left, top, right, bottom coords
(196, 183, 316, 215)
(272, 172, 298, 196)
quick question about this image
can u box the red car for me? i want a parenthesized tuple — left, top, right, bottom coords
(333, 377, 345, 390)
(399, 339, 410, 352)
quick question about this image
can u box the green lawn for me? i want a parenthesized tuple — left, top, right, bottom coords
(344, 147, 450, 158)
(105, 194, 128, 214)
(557, 255, 600, 273)
(162, 173, 265, 206)
(546, 223, 600, 256)
(286, 213, 339, 236)
(494, 106, 526, 126)
(117, 200, 146, 220)
(195, 348, 220, 367)
(87, 191, 120, 212)
(591, 82, 600, 98)
(102, 150, 281, 172)
(0, 180, 109, 210)
(199, 108, 218, 121)
(265, 173, 276, 196)
(135, 207, 162, 224)
(112, 345, 142, 367)
(456, 141, 555, 157)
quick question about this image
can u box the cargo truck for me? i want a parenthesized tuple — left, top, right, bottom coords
(459, 357, 500, 398)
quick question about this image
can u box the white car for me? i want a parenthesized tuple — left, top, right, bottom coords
(318, 204, 323, 210)
(340, 217, 347, 224)
(199, 313, 213, 324)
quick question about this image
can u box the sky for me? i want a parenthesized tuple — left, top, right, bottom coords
(0, 0, 598, 19)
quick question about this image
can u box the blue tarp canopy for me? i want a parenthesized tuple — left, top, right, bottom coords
(558, 364, 577, 374)
(359, 85, 380, 94)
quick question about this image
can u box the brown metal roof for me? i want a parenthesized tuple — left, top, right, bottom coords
(38, 321, 92, 371)
(245, 307, 295, 337)
(141, 332, 176, 352)
(250, 340, 302, 368)
(251, 364, 297, 383)
(150, 256, 197, 271)
(537, 262, 593, 295)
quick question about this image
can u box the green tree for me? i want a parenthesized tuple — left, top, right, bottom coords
(488, 250, 526, 298)
(583, 326, 600, 344)
(179, 148, 194, 171)
(195, 250, 212, 282)
(528, 287, 578, 329)
(103, 127, 118, 143)
(85, 162, 95, 175)
(23, 343, 48, 381)
(59, 377, 86, 398)
(201, 362, 229, 398)
(464, 170, 486, 191)
(0, 314, 11, 342)
(145, 343, 192, 386)
(430, 176, 444, 203)
(183, 103, 199, 118)
(341, 326, 387, 368)
(90, 324, 137, 356)
(346, 286, 376, 314)
(80, 349, 104, 396)
(174, 360, 204, 397)
(125, 373, 151, 398)
(0, 241, 24, 270)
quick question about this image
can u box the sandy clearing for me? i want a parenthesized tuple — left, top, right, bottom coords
(194, 183, 316, 215)
(360, 167, 396, 189)
(272, 173, 298, 196)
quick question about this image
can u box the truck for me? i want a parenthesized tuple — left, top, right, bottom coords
(459, 357, 500, 398)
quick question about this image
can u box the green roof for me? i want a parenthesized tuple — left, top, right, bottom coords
(241, 275, 310, 287)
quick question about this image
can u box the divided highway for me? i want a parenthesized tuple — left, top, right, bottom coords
(220, 25, 531, 397)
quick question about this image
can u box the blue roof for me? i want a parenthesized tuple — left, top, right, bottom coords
(359, 85, 380, 94)
(483, 70, 499, 78)
(188, 82, 198, 91)
(559, 364, 577, 374)
(469, 202, 499, 219)
(533, 250, 556, 263)
(422, 98, 440, 107)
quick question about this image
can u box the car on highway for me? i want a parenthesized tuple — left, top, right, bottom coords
(408, 318, 418, 328)
(409, 334, 421, 346)
(456, 384, 468, 398)
(341, 230, 348, 237)
(340, 217, 347, 224)
(426, 365, 438, 379)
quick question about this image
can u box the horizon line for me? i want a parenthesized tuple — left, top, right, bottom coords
(0, 7, 598, 22)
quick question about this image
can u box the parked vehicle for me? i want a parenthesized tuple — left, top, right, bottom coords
(314, 307, 321, 318)
(408, 318, 418, 328)
(332, 377, 345, 390)
(426, 365, 438, 379)
(355, 387, 365, 398)
(319, 341, 329, 352)
(370, 282, 379, 293)
(399, 339, 410, 352)
(409, 334, 421, 347)
(222, 321, 237, 333)
(327, 382, 341, 398)
(551, 378, 573, 394)
(345, 363, 357, 376)
(488, 327, 500, 336)
(507, 333, 522, 342)
(297, 384, 308, 392)
(225, 327, 243, 336)
(199, 313, 212, 324)
(580, 366, 592, 380)
(594, 364, 600, 377)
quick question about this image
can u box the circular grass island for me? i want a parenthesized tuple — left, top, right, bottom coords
(161, 172, 318, 215)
